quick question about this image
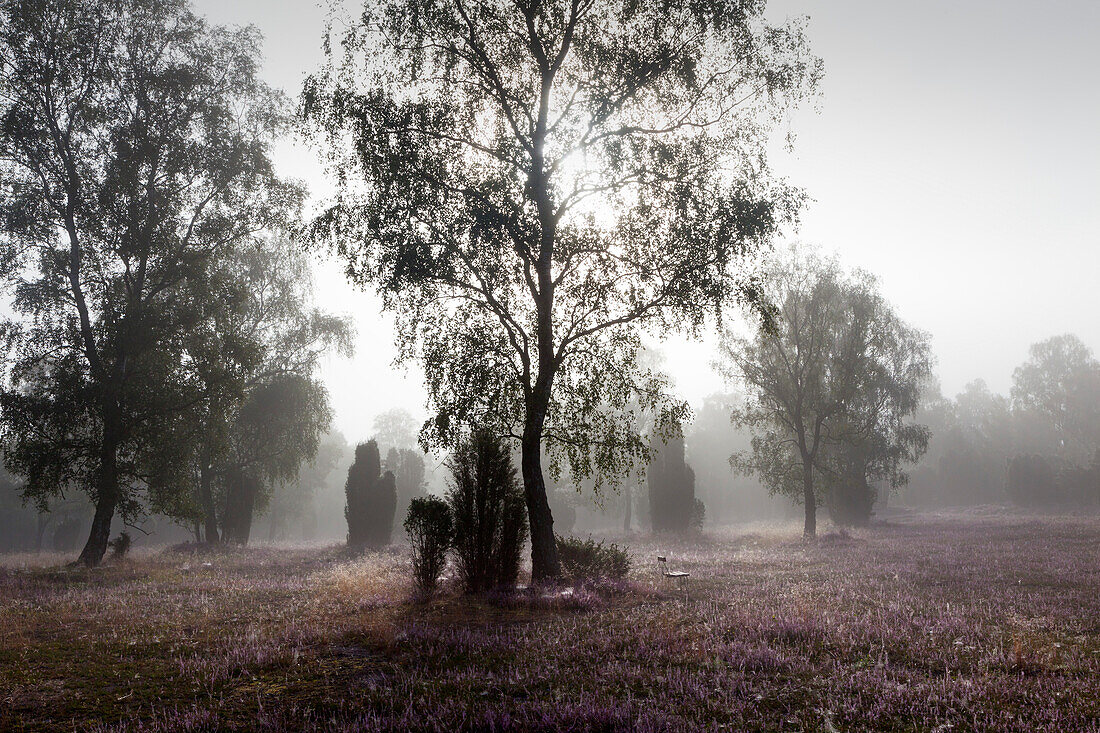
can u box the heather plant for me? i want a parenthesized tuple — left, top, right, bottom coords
(447, 430, 528, 592)
(345, 440, 397, 550)
(647, 428, 701, 534)
(556, 536, 631, 582)
(404, 496, 453, 594)
(5, 516, 1100, 730)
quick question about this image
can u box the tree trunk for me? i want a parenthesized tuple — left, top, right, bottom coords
(199, 460, 219, 543)
(35, 513, 51, 552)
(78, 424, 120, 566)
(521, 421, 561, 582)
(623, 484, 632, 533)
(802, 459, 816, 539)
(222, 466, 258, 545)
(267, 493, 280, 542)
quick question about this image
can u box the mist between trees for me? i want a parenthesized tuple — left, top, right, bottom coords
(5, 314, 1098, 557)
(1, 0, 1098, 566)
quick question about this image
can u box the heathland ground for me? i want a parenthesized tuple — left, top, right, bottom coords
(2, 512, 1099, 731)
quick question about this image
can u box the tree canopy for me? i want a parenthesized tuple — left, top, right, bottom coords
(159, 237, 351, 544)
(721, 246, 932, 534)
(1011, 334, 1100, 465)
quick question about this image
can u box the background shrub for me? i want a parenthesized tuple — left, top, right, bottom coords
(108, 531, 132, 559)
(345, 440, 397, 550)
(647, 427, 698, 533)
(1007, 453, 1100, 507)
(691, 498, 706, 530)
(387, 447, 428, 529)
(404, 496, 453, 594)
(447, 429, 528, 592)
(556, 535, 631, 581)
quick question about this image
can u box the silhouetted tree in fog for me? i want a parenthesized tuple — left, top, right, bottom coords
(905, 381, 1015, 506)
(345, 440, 397, 550)
(687, 393, 788, 524)
(905, 338, 1100, 509)
(291, 432, 349, 540)
(385, 447, 428, 529)
(1011, 334, 1100, 465)
(647, 426, 701, 534)
(301, 0, 820, 579)
(0, 0, 299, 564)
(218, 376, 333, 545)
(158, 239, 350, 544)
(722, 247, 931, 536)
(373, 409, 420, 450)
(815, 315, 932, 526)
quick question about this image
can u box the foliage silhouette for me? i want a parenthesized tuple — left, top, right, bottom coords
(404, 496, 454, 595)
(447, 429, 528, 592)
(0, 0, 300, 564)
(345, 440, 398, 550)
(722, 246, 932, 536)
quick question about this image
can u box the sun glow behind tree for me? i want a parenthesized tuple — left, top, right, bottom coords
(301, 0, 821, 579)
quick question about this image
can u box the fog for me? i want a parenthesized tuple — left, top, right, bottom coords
(3, 0, 1099, 547)
(182, 0, 1100, 439)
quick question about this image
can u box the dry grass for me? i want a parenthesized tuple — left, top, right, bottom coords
(2, 513, 1099, 731)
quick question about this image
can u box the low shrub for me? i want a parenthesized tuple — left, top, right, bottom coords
(691, 498, 706, 530)
(556, 535, 631, 581)
(404, 496, 454, 594)
(108, 531, 132, 559)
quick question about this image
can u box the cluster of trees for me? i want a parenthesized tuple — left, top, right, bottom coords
(0, 0, 826, 578)
(687, 394, 793, 524)
(0, 0, 349, 564)
(905, 335, 1100, 508)
(343, 406, 431, 550)
(16, 0, 1007, 567)
(345, 440, 397, 549)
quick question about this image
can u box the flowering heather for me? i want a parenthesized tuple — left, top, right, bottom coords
(2, 514, 1099, 731)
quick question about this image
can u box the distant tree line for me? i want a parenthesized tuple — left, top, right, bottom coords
(905, 335, 1100, 508)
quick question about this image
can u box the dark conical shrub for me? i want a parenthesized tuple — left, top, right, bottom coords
(447, 429, 528, 592)
(647, 427, 701, 534)
(404, 496, 453, 594)
(346, 439, 397, 549)
(386, 447, 428, 529)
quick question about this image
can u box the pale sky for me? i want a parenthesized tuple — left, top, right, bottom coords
(192, 0, 1100, 442)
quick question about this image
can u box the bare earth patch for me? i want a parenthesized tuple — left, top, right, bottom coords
(2, 515, 1099, 731)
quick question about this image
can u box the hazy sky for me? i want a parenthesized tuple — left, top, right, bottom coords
(192, 0, 1100, 442)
